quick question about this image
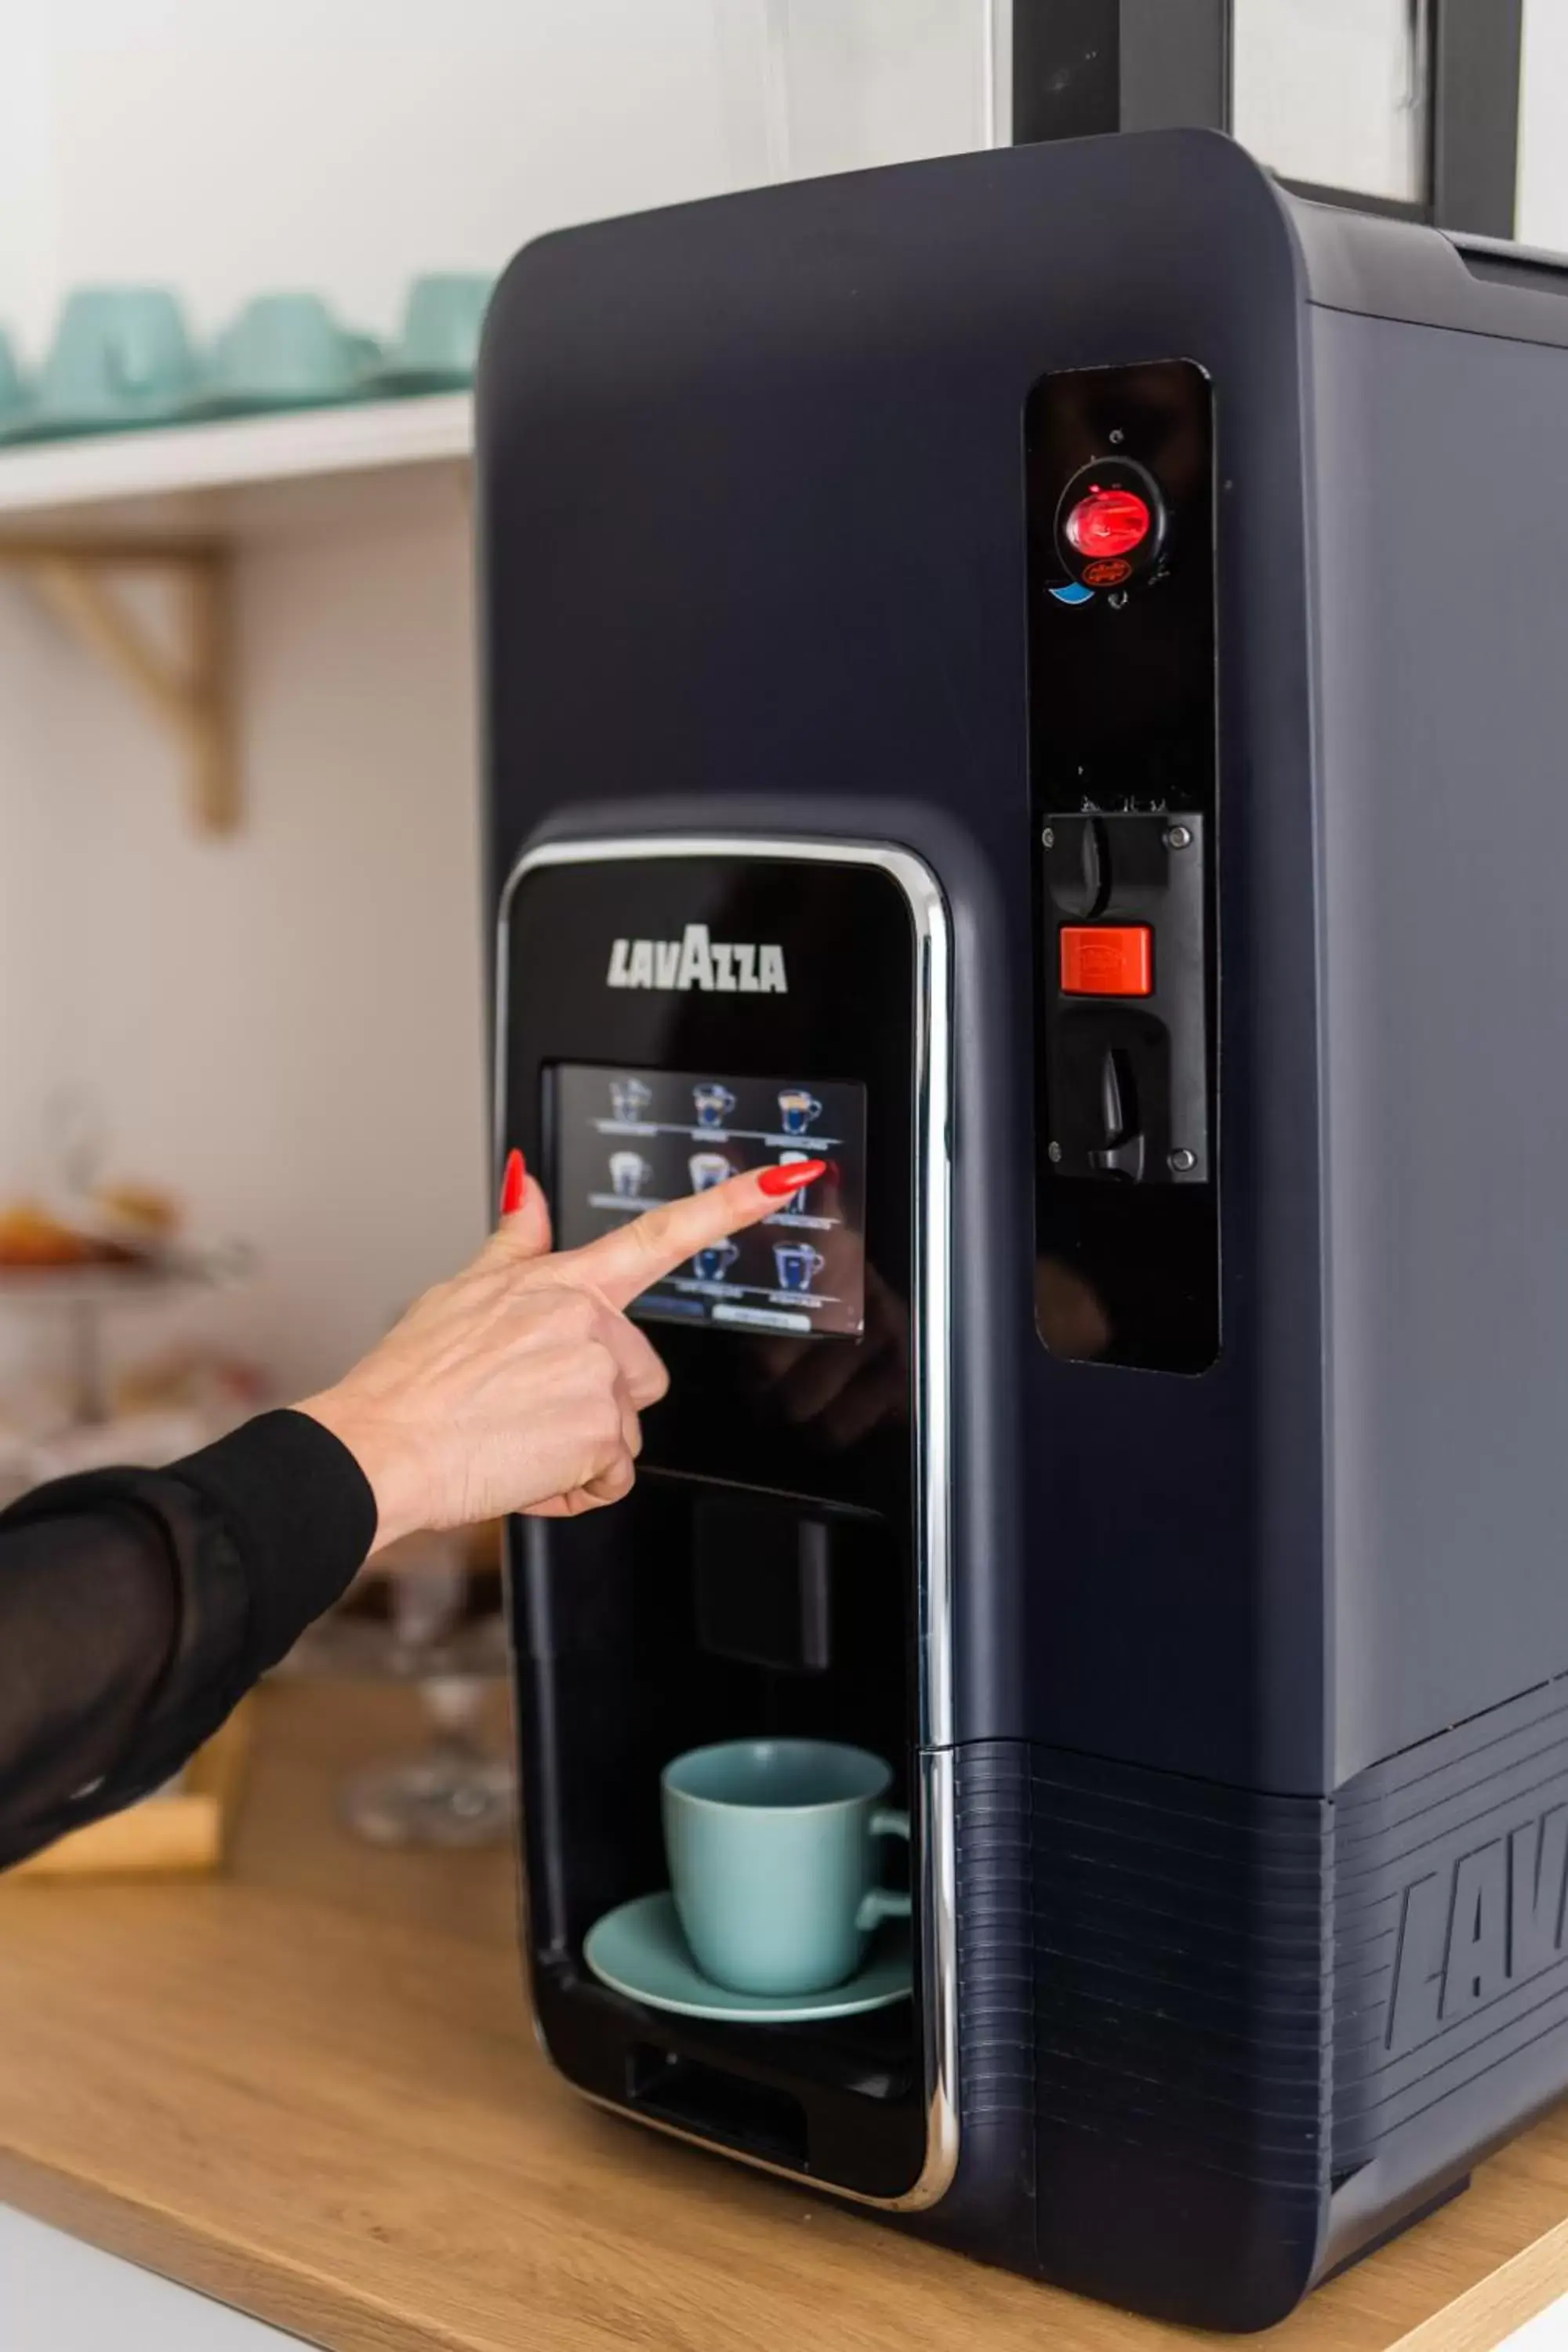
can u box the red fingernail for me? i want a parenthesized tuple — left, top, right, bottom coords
(499, 1148, 525, 1215)
(758, 1158, 826, 1196)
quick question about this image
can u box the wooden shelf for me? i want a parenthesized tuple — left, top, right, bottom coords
(0, 394, 472, 549)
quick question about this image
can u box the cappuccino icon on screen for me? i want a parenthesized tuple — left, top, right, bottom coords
(608, 1151, 653, 1199)
(774, 1243, 826, 1293)
(609, 1078, 652, 1123)
(692, 1083, 736, 1130)
(778, 1090, 823, 1135)
(691, 1242, 740, 1283)
(688, 1152, 733, 1192)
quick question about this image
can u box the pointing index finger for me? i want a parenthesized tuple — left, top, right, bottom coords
(568, 1162, 827, 1310)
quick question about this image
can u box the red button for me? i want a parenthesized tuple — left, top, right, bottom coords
(1065, 486, 1152, 560)
(1060, 925, 1153, 997)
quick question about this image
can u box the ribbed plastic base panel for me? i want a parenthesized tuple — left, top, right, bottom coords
(928, 1699, 1568, 2326)
(922, 1742, 1330, 2328)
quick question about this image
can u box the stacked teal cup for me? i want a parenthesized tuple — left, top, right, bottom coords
(24, 287, 199, 437)
(0, 267, 496, 447)
(0, 328, 31, 437)
(368, 272, 494, 394)
(202, 293, 377, 415)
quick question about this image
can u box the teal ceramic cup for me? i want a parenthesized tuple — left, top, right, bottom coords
(0, 327, 28, 426)
(389, 272, 493, 385)
(38, 287, 198, 423)
(662, 1738, 911, 1997)
(208, 292, 372, 408)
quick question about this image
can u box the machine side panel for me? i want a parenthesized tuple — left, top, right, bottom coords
(1283, 194, 1568, 354)
(1312, 308, 1568, 1781)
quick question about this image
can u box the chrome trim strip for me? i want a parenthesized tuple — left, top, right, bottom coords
(495, 830, 958, 2212)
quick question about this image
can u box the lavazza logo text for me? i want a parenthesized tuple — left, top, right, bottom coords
(605, 923, 788, 995)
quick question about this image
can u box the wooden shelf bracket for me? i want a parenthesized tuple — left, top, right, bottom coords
(0, 541, 238, 834)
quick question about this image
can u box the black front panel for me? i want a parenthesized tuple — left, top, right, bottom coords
(1026, 360, 1220, 1374)
(501, 844, 931, 2201)
(504, 851, 917, 1512)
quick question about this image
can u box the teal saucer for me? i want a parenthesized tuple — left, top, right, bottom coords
(583, 1891, 912, 2024)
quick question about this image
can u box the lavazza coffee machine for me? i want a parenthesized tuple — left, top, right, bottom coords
(480, 129, 1568, 2328)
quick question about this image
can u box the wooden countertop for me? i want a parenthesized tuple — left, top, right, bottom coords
(1, 1682, 1566, 2352)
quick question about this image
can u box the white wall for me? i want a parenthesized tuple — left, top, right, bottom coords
(0, 2, 998, 1402)
(0, 0, 1006, 1402)
(0, 1, 734, 352)
(0, 488, 488, 1396)
(0, 2, 997, 354)
(0, 2, 741, 1399)
(1519, 0, 1568, 248)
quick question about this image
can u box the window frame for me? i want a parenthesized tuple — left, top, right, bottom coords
(1010, 0, 1523, 238)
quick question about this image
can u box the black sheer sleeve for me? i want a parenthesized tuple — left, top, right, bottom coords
(0, 1409, 377, 1871)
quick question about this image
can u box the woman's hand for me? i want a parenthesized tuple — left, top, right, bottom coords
(296, 1158, 819, 1549)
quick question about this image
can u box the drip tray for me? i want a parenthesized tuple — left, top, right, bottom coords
(627, 2045, 808, 2165)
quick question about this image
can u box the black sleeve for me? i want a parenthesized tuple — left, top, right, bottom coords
(0, 1409, 377, 1871)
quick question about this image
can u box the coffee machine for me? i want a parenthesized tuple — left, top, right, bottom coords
(481, 129, 1568, 2328)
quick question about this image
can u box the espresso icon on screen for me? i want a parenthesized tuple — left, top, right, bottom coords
(691, 1242, 740, 1283)
(692, 1083, 736, 1130)
(778, 1089, 823, 1136)
(688, 1152, 732, 1192)
(775, 1243, 826, 1294)
(609, 1078, 652, 1123)
(608, 1151, 652, 1199)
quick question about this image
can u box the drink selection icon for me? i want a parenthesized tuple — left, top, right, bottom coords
(608, 1150, 653, 1199)
(773, 1243, 826, 1294)
(691, 1083, 736, 1131)
(609, 1077, 652, 1123)
(775, 1149, 815, 1211)
(690, 1241, 740, 1284)
(777, 1089, 823, 1136)
(688, 1151, 733, 1192)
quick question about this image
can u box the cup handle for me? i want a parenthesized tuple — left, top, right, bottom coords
(855, 1806, 913, 1932)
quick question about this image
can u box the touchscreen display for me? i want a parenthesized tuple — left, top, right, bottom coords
(550, 1064, 867, 1338)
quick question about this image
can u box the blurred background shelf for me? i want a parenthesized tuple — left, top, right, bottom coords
(0, 1250, 250, 1308)
(0, 393, 472, 549)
